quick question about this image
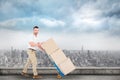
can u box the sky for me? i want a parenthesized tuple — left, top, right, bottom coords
(0, 0, 120, 50)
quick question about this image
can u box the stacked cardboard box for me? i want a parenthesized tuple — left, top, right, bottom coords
(51, 49, 67, 65)
(41, 38, 58, 55)
(41, 38, 76, 76)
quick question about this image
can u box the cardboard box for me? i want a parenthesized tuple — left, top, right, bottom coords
(58, 58, 76, 75)
(41, 38, 76, 76)
(50, 49, 67, 65)
(41, 38, 58, 55)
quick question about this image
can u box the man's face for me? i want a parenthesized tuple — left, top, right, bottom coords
(33, 28, 39, 35)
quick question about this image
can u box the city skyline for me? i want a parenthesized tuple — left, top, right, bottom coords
(0, 48, 120, 68)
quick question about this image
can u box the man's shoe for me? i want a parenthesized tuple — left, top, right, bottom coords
(33, 75, 43, 79)
(21, 72, 29, 77)
(57, 74, 62, 79)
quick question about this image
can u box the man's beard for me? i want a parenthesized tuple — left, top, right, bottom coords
(34, 32, 38, 35)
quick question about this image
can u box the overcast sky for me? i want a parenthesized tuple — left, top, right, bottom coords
(0, 0, 120, 50)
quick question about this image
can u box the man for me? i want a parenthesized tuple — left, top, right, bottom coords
(21, 26, 43, 79)
(21, 26, 62, 79)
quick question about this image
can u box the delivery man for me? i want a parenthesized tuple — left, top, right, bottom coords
(21, 26, 62, 79)
(21, 26, 43, 79)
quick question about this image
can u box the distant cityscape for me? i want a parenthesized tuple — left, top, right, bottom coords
(0, 47, 120, 67)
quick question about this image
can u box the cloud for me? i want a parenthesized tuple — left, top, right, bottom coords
(72, 8, 104, 29)
(0, 29, 120, 50)
(0, 0, 120, 50)
(39, 18, 65, 27)
(0, 0, 120, 36)
(0, 0, 120, 30)
(0, 29, 27, 50)
(65, 0, 120, 36)
(0, 19, 16, 28)
(0, 16, 65, 31)
(0, 0, 74, 21)
(0, 17, 33, 30)
(0, 0, 22, 21)
(107, 17, 120, 36)
(69, 2, 105, 33)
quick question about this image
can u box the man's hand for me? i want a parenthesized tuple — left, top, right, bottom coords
(37, 42, 45, 52)
(29, 41, 37, 47)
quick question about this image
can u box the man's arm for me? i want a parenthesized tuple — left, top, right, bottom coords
(29, 41, 37, 47)
(37, 42, 45, 52)
(29, 41, 45, 52)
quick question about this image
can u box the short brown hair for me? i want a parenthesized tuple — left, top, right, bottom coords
(33, 26, 39, 29)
